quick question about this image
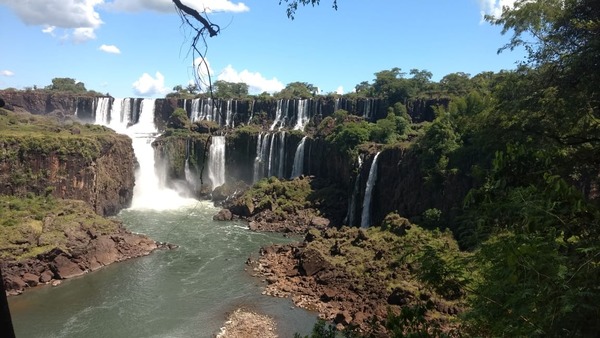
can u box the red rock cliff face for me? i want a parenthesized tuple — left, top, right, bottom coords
(0, 90, 97, 120)
(0, 134, 135, 216)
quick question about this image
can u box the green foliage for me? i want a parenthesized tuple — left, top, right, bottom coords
(214, 80, 249, 99)
(0, 195, 120, 260)
(326, 120, 370, 157)
(44, 77, 88, 93)
(166, 108, 191, 129)
(275, 81, 318, 99)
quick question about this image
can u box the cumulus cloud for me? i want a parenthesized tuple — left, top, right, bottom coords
(218, 65, 284, 94)
(132, 72, 169, 97)
(478, 0, 518, 19)
(99, 44, 121, 54)
(0, 0, 103, 42)
(336, 86, 344, 95)
(1, 70, 15, 77)
(108, 0, 249, 13)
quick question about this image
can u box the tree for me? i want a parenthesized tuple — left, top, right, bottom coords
(213, 80, 248, 98)
(277, 0, 338, 19)
(45, 77, 87, 93)
(439, 72, 471, 95)
(275, 81, 317, 99)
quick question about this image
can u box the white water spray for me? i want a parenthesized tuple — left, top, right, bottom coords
(208, 136, 226, 189)
(291, 136, 307, 178)
(361, 152, 381, 228)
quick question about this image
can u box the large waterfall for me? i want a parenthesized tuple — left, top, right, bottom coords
(208, 136, 226, 189)
(291, 136, 307, 178)
(93, 97, 196, 209)
(252, 131, 289, 181)
(361, 152, 381, 228)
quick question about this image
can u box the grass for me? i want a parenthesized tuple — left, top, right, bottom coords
(0, 195, 121, 261)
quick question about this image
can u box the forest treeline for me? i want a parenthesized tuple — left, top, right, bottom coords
(296, 0, 600, 336)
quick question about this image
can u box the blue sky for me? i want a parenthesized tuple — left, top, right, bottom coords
(0, 0, 522, 98)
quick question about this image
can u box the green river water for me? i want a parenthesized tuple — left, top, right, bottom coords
(8, 201, 317, 337)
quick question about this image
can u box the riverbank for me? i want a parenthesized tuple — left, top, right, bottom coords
(246, 221, 465, 335)
(1, 197, 173, 296)
(216, 308, 277, 338)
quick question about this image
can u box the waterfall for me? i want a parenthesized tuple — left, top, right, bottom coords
(253, 133, 264, 183)
(293, 99, 309, 131)
(224, 99, 235, 128)
(361, 152, 381, 228)
(93, 97, 195, 210)
(107, 98, 132, 133)
(94, 97, 111, 125)
(267, 132, 277, 177)
(270, 100, 285, 130)
(291, 136, 307, 178)
(277, 132, 286, 178)
(208, 136, 226, 189)
(346, 155, 363, 226)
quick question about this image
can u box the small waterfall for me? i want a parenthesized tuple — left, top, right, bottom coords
(293, 99, 309, 131)
(361, 152, 381, 228)
(270, 100, 285, 130)
(277, 132, 286, 178)
(291, 136, 307, 178)
(208, 136, 226, 189)
(252, 133, 264, 183)
(247, 100, 255, 124)
(267, 132, 277, 177)
(94, 97, 111, 125)
(346, 155, 363, 227)
(224, 100, 236, 128)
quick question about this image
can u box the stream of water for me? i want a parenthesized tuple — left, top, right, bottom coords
(8, 202, 317, 337)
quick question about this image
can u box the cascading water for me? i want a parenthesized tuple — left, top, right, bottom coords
(291, 136, 307, 178)
(267, 132, 277, 177)
(208, 136, 226, 189)
(293, 99, 309, 131)
(270, 100, 283, 130)
(94, 97, 111, 125)
(277, 132, 286, 178)
(360, 152, 381, 228)
(94, 97, 196, 209)
(253, 133, 264, 183)
(346, 155, 363, 227)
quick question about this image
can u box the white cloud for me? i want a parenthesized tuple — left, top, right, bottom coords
(73, 27, 96, 43)
(99, 44, 121, 54)
(336, 86, 344, 95)
(0, 0, 104, 42)
(42, 25, 56, 36)
(218, 65, 284, 94)
(477, 0, 518, 19)
(1, 70, 15, 77)
(132, 72, 169, 97)
(108, 0, 249, 13)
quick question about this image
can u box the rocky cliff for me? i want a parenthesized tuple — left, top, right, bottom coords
(0, 110, 135, 216)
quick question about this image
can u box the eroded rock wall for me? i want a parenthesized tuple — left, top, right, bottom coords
(0, 134, 135, 216)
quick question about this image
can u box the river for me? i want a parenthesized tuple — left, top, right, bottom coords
(8, 201, 317, 337)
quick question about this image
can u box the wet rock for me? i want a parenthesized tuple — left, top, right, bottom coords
(40, 270, 54, 283)
(22, 272, 39, 287)
(213, 209, 233, 221)
(52, 254, 85, 279)
(300, 248, 331, 276)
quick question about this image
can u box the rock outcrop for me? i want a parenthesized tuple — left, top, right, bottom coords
(0, 111, 135, 216)
(248, 226, 464, 334)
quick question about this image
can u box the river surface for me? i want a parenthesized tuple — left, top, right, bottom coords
(8, 201, 317, 337)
